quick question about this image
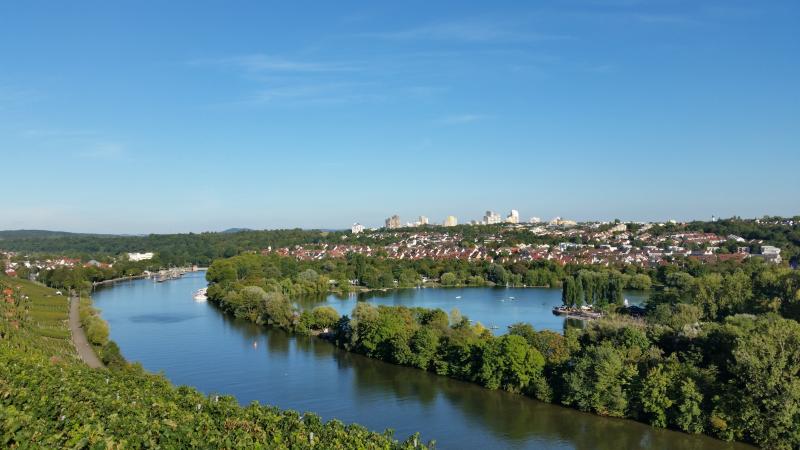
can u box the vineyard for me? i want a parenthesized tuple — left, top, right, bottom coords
(0, 276, 429, 449)
(1, 276, 77, 360)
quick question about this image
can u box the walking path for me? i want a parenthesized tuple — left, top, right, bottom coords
(69, 295, 104, 369)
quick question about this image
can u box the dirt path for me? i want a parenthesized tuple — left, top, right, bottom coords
(69, 295, 104, 369)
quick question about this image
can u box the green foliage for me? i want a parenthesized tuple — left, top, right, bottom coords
(440, 272, 458, 286)
(0, 278, 429, 449)
(563, 342, 637, 417)
(478, 335, 545, 393)
(639, 365, 673, 427)
(203, 253, 800, 449)
(79, 297, 110, 346)
(715, 315, 800, 448)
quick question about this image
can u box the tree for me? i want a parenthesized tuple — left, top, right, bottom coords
(440, 272, 458, 286)
(487, 264, 508, 285)
(298, 268, 320, 283)
(263, 292, 294, 328)
(674, 378, 704, 434)
(722, 315, 800, 448)
(310, 306, 339, 330)
(639, 365, 673, 427)
(409, 327, 439, 370)
(563, 343, 636, 417)
(478, 335, 545, 393)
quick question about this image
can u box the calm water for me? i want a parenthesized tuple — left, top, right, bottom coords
(93, 272, 751, 450)
(298, 287, 650, 334)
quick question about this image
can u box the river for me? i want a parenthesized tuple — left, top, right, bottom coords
(297, 287, 650, 334)
(93, 272, 751, 450)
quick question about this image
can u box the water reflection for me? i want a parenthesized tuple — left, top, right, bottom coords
(94, 274, 751, 450)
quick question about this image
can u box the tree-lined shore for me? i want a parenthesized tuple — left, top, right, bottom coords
(205, 253, 800, 449)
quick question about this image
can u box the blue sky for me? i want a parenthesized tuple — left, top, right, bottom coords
(1, 1, 798, 233)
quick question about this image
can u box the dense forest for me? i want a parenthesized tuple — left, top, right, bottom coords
(0, 229, 338, 266)
(0, 276, 429, 448)
(205, 253, 800, 449)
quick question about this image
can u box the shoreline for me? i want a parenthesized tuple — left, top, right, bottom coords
(91, 267, 208, 288)
(204, 290, 749, 449)
(91, 277, 749, 449)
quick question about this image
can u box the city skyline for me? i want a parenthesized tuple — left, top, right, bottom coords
(2, 1, 798, 233)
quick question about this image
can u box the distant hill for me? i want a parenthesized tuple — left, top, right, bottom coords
(220, 228, 254, 234)
(0, 230, 122, 240)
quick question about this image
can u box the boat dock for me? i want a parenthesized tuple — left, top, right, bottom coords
(152, 266, 207, 283)
(552, 306, 604, 321)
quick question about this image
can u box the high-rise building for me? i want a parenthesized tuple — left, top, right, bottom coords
(419, 216, 429, 225)
(549, 216, 577, 227)
(529, 217, 541, 224)
(443, 215, 458, 227)
(351, 222, 365, 234)
(506, 209, 520, 224)
(385, 215, 401, 229)
(483, 210, 501, 225)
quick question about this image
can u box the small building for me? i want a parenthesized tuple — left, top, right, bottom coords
(351, 222, 365, 234)
(128, 252, 154, 261)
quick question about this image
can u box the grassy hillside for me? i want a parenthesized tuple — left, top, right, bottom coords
(0, 276, 428, 449)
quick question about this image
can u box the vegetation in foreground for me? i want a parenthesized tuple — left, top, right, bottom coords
(207, 253, 800, 450)
(0, 276, 429, 449)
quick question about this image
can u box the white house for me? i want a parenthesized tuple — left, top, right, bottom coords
(128, 252, 154, 261)
(351, 223, 365, 234)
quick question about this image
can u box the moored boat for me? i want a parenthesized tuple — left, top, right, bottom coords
(193, 288, 208, 302)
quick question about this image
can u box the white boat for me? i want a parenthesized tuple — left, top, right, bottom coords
(455, 296, 462, 299)
(193, 288, 208, 302)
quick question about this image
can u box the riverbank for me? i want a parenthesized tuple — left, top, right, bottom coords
(92, 273, 149, 286)
(91, 267, 208, 288)
(206, 269, 767, 449)
(94, 273, 755, 450)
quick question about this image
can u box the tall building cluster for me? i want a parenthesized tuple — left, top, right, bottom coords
(443, 216, 458, 227)
(385, 215, 401, 229)
(484, 211, 502, 224)
(351, 208, 549, 232)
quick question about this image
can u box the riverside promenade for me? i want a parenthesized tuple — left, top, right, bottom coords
(69, 295, 104, 369)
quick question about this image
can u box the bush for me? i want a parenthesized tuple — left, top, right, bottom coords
(86, 319, 109, 346)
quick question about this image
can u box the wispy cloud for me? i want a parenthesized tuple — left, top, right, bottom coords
(191, 54, 359, 74)
(437, 114, 489, 125)
(362, 20, 571, 43)
(243, 82, 386, 106)
(563, 7, 706, 27)
(629, 13, 700, 25)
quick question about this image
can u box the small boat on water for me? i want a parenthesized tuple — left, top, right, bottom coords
(455, 296, 462, 299)
(193, 288, 208, 302)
